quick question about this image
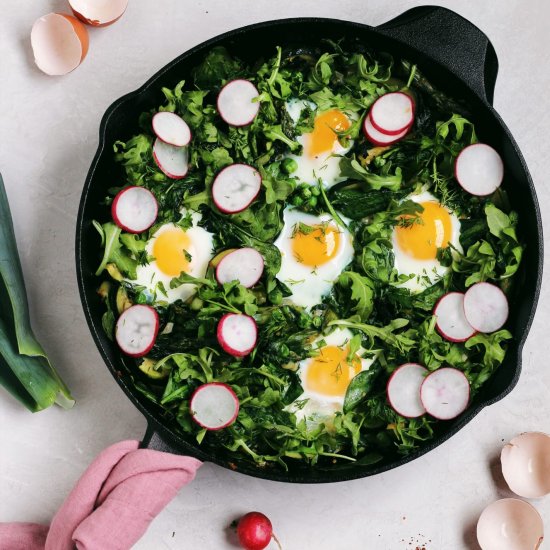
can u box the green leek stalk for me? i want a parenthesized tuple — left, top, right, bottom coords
(0, 173, 74, 411)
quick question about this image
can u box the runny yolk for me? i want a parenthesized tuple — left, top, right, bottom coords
(306, 345, 362, 397)
(307, 109, 351, 158)
(152, 227, 192, 277)
(395, 201, 453, 260)
(291, 224, 340, 267)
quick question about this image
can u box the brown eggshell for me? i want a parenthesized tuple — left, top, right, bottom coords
(30, 13, 89, 76)
(68, 0, 129, 27)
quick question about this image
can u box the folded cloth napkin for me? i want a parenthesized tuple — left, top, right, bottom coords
(0, 440, 202, 550)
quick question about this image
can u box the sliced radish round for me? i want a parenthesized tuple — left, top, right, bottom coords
(111, 186, 158, 234)
(455, 143, 504, 196)
(386, 363, 428, 418)
(217, 313, 257, 357)
(370, 92, 415, 135)
(420, 368, 470, 420)
(217, 79, 260, 127)
(434, 292, 477, 343)
(152, 112, 191, 147)
(115, 305, 159, 358)
(216, 248, 265, 288)
(153, 138, 188, 179)
(212, 164, 261, 214)
(190, 383, 239, 430)
(463, 282, 509, 333)
(363, 113, 410, 146)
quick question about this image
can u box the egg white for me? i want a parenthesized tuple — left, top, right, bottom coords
(392, 191, 462, 293)
(274, 207, 354, 309)
(130, 212, 214, 304)
(284, 99, 352, 188)
(287, 328, 377, 428)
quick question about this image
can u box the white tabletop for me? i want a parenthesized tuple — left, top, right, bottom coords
(1, 1, 549, 549)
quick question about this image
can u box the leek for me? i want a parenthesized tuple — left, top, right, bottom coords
(0, 173, 74, 411)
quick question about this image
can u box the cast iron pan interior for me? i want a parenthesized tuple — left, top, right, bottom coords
(76, 6, 543, 483)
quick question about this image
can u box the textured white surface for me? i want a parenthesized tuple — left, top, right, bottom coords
(0, 1, 549, 549)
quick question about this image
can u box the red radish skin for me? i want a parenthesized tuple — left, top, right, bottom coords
(434, 292, 477, 343)
(111, 186, 158, 234)
(217, 80, 260, 127)
(363, 114, 410, 146)
(152, 112, 192, 147)
(216, 248, 265, 288)
(189, 383, 239, 430)
(463, 282, 509, 333)
(212, 164, 262, 214)
(420, 368, 470, 420)
(237, 512, 281, 550)
(217, 313, 257, 357)
(386, 363, 427, 418)
(455, 143, 504, 196)
(153, 138, 189, 179)
(370, 92, 415, 135)
(115, 305, 159, 358)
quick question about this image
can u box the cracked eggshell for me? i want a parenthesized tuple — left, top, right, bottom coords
(31, 13, 89, 76)
(68, 0, 129, 27)
(501, 432, 550, 498)
(477, 498, 543, 550)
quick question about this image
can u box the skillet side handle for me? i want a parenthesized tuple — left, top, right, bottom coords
(141, 423, 182, 453)
(376, 6, 498, 105)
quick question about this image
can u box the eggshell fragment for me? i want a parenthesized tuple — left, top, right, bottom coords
(477, 498, 543, 550)
(69, 0, 129, 27)
(501, 432, 550, 498)
(31, 13, 89, 76)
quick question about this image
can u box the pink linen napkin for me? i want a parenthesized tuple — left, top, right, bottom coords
(0, 440, 202, 550)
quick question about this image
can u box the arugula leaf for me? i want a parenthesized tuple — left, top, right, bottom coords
(94, 222, 138, 279)
(337, 272, 375, 321)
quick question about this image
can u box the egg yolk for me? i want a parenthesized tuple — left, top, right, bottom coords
(152, 228, 192, 277)
(292, 224, 340, 267)
(395, 201, 452, 260)
(306, 345, 362, 397)
(307, 109, 351, 158)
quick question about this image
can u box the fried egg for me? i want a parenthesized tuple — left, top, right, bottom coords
(131, 212, 214, 303)
(285, 99, 352, 188)
(274, 207, 354, 308)
(392, 191, 462, 292)
(287, 328, 377, 428)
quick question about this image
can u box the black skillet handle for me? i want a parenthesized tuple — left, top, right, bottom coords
(141, 423, 187, 454)
(376, 6, 498, 105)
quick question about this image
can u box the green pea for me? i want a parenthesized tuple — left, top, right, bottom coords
(308, 196, 318, 208)
(291, 195, 304, 207)
(301, 187, 312, 199)
(282, 158, 298, 174)
(311, 186, 321, 196)
(190, 297, 204, 311)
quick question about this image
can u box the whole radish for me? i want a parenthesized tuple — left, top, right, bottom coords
(237, 512, 281, 550)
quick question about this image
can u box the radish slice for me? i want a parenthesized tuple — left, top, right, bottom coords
(363, 114, 410, 146)
(189, 383, 239, 430)
(115, 305, 159, 358)
(370, 92, 415, 135)
(68, 0, 128, 26)
(455, 143, 504, 196)
(212, 164, 261, 214)
(111, 186, 158, 234)
(217, 80, 260, 127)
(31, 13, 89, 76)
(434, 292, 477, 342)
(463, 282, 509, 333)
(386, 363, 427, 418)
(152, 112, 191, 147)
(153, 138, 188, 179)
(216, 248, 265, 288)
(217, 313, 257, 357)
(420, 368, 470, 420)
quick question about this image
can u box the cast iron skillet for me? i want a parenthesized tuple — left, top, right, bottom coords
(76, 6, 543, 483)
